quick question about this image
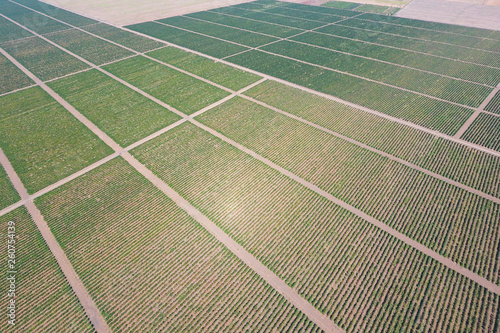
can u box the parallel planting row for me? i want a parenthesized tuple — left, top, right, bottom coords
(35, 158, 321, 332)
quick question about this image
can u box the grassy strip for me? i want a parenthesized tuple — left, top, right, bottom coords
(12, 0, 97, 26)
(1, 36, 89, 81)
(0, 52, 34, 95)
(0, 87, 113, 193)
(103, 56, 229, 115)
(463, 113, 500, 151)
(43, 28, 134, 66)
(0, 15, 32, 43)
(36, 157, 322, 332)
(48, 69, 181, 147)
(146, 46, 261, 91)
(0, 207, 95, 332)
(126, 21, 248, 58)
(0, 163, 19, 210)
(81, 23, 164, 53)
(226, 49, 473, 135)
(132, 122, 500, 332)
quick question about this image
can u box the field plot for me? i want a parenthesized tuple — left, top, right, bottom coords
(81, 23, 164, 53)
(323, 1, 362, 10)
(0, 163, 19, 210)
(0, 16, 32, 43)
(103, 56, 230, 114)
(132, 123, 500, 332)
(462, 113, 500, 151)
(1, 36, 89, 81)
(198, 96, 500, 284)
(485, 90, 500, 114)
(0, 207, 94, 332)
(35, 158, 321, 332)
(146, 46, 261, 91)
(43, 28, 134, 66)
(0, 87, 113, 193)
(0, 52, 33, 94)
(48, 69, 181, 147)
(244, 81, 500, 198)
(353, 4, 399, 15)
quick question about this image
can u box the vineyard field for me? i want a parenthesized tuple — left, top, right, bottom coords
(0, 164, 19, 210)
(35, 157, 322, 332)
(484, 90, 500, 114)
(0, 15, 33, 43)
(244, 80, 500, 198)
(43, 28, 134, 66)
(323, 1, 362, 10)
(0, 87, 112, 193)
(226, 49, 473, 135)
(0, 207, 95, 332)
(48, 69, 181, 147)
(282, 2, 360, 17)
(463, 113, 500, 151)
(103, 56, 230, 114)
(1, 36, 89, 81)
(0, 52, 34, 94)
(157, 16, 279, 48)
(146, 46, 262, 91)
(126, 21, 248, 58)
(12, 0, 97, 27)
(82, 23, 164, 53)
(131, 122, 500, 332)
(263, 6, 344, 23)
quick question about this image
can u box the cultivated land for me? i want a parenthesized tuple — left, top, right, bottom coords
(1, 0, 499, 332)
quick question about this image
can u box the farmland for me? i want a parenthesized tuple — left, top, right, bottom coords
(1, 0, 500, 331)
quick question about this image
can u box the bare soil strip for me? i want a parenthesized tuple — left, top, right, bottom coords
(454, 83, 500, 138)
(0, 148, 111, 333)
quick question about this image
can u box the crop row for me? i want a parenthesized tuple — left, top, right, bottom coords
(126, 21, 248, 58)
(463, 113, 500, 151)
(0, 87, 112, 193)
(0, 207, 95, 332)
(146, 46, 262, 91)
(0, 52, 34, 94)
(35, 157, 321, 332)
(0, 164, 19, 210)
(485, 90, 500, 114)
(294, 29, 500, 86)
(102, 56, 229, 114)
(225, 49, 473, 135)
(0, 0, 69, 34)
(48, 69, 181, 147)
(43, 28, 134, 66)
(198, 96, 500, 284)
(157, 15, 278, 48)
(12, 0, 97, 27)
(261, 40, 491, 107)
(0, 15, 33, 43)
(244, 81, 500, 199)
(132, 122, 500, 332)
(1, 36, 89, 81)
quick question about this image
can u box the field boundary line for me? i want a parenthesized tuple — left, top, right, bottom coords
(0, 39, 343, 331)
(239, 94, 500, 204)
(120, 25, 500, 158)
(454, 83, 500, 138)
(191, 118, 500, 295)
(0, 147, 111, 333)
(0, 84, 37, 97)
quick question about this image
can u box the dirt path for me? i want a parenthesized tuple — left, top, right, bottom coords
(0, 149, 111, 333)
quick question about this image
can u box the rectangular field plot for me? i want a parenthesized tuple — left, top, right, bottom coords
(462, 113, 500, 151)
(12, 0, 97, 27)
(0, 163, 19, 210)
(281, 1, 360, 17)
(157, 16, 278, 48)
(146, 46, 261, 91)
(198, 96, 500, 284)
(126, 21, 248, 58)
(0, 87, 113, 193)
(35, 158, 321, 333)
(0, 15, 32, 43)
(132, 122, 500, 332)
(0, 52, 34, 94)
(0, 208, 94, 332)
(323, 1, 362, 10)
(261, 40, 491, 107)
(1, 36, 89, 81)
(48, 69, 181, 147)
(226, 50, 473, 135)
(245, 81, 500, 199)
(186, 11, 303, 38)
(292, 30, 500, 87)
(484, 90, 500, 114)
(43, 28, 134, 66)
(81, 23, 164, 53)
(0, 1, 70, 34)
(103, 56, 229, 114)
(258, 6, 345, 23)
